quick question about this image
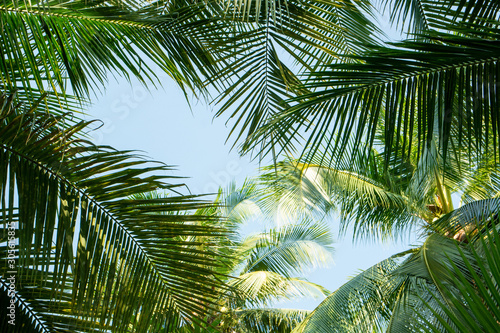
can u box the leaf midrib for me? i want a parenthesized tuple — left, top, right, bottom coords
(0, 5, 155, 30)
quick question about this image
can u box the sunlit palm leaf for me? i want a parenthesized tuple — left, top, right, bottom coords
(241, 220, 334, 278)
(259, 152, 415, 241)
(229, 270, 329, 307)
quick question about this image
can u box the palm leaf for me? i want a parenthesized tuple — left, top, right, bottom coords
(418, 220, 500, 332)
(0, 0, 223, 101)
(240, 220, 334, 278)
(429, 197, 500, 243)
(386, 0, 500, 36)
(0, 92, 226, 332)
(235, 308, 311, 333)
(251, 32, 500, 168)
(229, 270, 329, 307)
(209, 0, 380, 154)
(291, 256, 403, 333)
(259, 153, 415, 241)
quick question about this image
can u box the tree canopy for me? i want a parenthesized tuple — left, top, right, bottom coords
(1, 0, 500, 332)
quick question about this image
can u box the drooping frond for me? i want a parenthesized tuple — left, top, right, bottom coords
(209, 0, 380, 154)
(386, 0, 500, 36)
(0, 0, 222, 102)
(385, 233, 480, 332)
(293, 233, 478, 333)
(0, 92, 226, 332)
(460, 155, 500, 204)
(429, 197, 500, 243)
(250, 32, 500, 168)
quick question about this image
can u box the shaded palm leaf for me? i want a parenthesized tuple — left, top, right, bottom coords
(429, 197, 500, 243)
(0, 0, 223, 103)
(235, 308, 311, 333)
(251, 32, 500, 167)
(292, 233, 479, 333)
(209, 0, 380, 154)
(386, 0, 500, 36)
(0, 92, 226, 332)
(418, 221, 500, 332)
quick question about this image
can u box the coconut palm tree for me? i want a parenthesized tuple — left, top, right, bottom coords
(175, 181, 335, 332)
(257, 134, 500, 331)
(0, 91, 230, 332)
(290, 197, 500, 332)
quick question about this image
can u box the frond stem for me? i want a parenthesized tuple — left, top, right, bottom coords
(0, 277, 51, 332)
(0, 6, 156, 29)
(0, 143, 174, 293)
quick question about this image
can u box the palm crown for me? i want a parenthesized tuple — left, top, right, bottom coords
(186, 181, 335, 332)
(259, 132, 500, 331)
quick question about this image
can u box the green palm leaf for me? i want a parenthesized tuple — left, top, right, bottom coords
(386, 0, 500, 36)
(241, 220, 334, 278)
(259, 152, 416, 241)
(292, 234, 478, 333)
(209, 0, 380, 154)
(229, 270, 329, 307)
(0, 92, 226, 332)
(291, 255, 402, 333)
(418, 221, 500, 332)
(0, 0, 223, 102)
(252, 32, 500, 167)
(235, 308, 311, 333)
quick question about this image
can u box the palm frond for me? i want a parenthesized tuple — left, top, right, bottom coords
(259, 154, 415, 241)
(250, 32, 500, 168)
(229, 271, 329, 307)
(418, 220, 500, 332)
(235, 308, 311, 333)
(386, 0, 500, 36)
(292, 256, 403, 333)
(0, 0, 223, 101)
(209, 0, 380, 154)
(0, 92, 226, 331)
(241, 220, 334, 278)
(460, 154, 500, 203)
(430, 197, 500, 243)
